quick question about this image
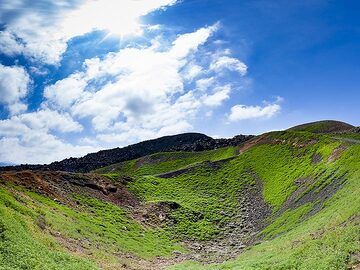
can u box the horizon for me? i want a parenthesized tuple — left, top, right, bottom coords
(0, 0, 359, 164)
(0, 119, 357, 166)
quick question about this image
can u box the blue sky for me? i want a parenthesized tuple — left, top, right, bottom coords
(0, 0, 359, 164)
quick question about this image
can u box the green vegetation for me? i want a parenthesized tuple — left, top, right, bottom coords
(0, 188, 98, 270)
(288, 120, 354, 134)
(99, 131, 360, 269)
(333, 133, 360, 141)
(0, 184, 183, 270)
(168, 141, 360, 270)
(1, 129, 359, 270)
(119, 132, 346, 241)
(127, 162, 249, 240)
(96, 146, 237, 178)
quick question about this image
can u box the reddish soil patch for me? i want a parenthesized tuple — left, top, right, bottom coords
(328, 145, 347, 163)
(238, 135, 267, 154)
(0, 170, 140, 209)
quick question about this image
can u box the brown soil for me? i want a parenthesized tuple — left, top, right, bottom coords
(0, 170, 140, 209)
(328, 145, 347, 163)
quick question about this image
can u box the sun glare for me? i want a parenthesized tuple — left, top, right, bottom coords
(61, 0, 173, 38)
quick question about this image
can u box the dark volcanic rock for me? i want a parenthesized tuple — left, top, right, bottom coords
(1, 133, 253, 173)
(351, 127, 360, 133)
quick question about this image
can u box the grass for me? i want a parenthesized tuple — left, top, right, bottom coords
(333, 133, 360, 141)
(168, 141, 360, 270)
(288, 120, 353, 134)
(96, 146, 237, 179)
(0, 130, 359, 269)
(113, 131, 353, 242)
(0, 188, 98, 270)
(0, 184, 184, 270)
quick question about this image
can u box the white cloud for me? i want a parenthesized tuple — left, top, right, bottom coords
(182, 64, 203, 81)
(45, 25, 218, 134)
(0, 135, 98, 164)
(228, 101, 281, 122)
(170, 23, 218, 58)
(0, 31, 24, 56)
(203, 85, 231, 107)
(41, 23, 254, 149)
(210, 55, 248, 75)
(196, 77, 215, 91)
(0, 0, 178, 64)
(0, 109, 83, 135)
(44, 74, 87, 109)
(62, 0, 178, 38)
(17, 109, 83, 133)
(0, 20, 254, 163)
(0, 109, 90, 164)
(0, 64, 31, 115)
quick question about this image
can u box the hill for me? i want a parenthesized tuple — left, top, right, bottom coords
(0, 133, 253, 173)
(0, 123, 359, 270)
(288, 120, 354, 133)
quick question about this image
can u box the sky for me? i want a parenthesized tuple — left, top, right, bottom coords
(0, 0, 359, 165)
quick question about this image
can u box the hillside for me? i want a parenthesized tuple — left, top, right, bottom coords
(1, 133, 253, 173)
(0, 122, 359, 270)
(288, 120, 354, 133)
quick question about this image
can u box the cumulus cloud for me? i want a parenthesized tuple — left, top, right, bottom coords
(196, 77, 216, 91)
(44, 74, 87, 109)
(0, 135, 98, 164)
(45, 25, 219, 137)
(0, 64, 31, 115)
(0, 0, 177, 64)
(0, 109, 90, 164)
(228, 100, 282, 122)
(0, 109, 83, 135)
(170, 23, 219, 58)
(203, 85, 231, 107)
(210, 55, 248, 75)
(182, 64, 203, 81)
(0, 18, 252, 164)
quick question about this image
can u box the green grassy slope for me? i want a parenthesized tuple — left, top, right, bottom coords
(288, 120, 354, 133)
(169, 143, 360, 270)
(96, 146, 237, 178)
(99, 130, 360, 269)
(0, 183, 183, 270)
(0, 130, 359, 270)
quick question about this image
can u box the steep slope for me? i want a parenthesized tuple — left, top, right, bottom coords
(0, 171, 184, 270)
(1, 133, 252, 173)
(0, 127, 359, 270)
(170, 139, 360, 269)
(95, 146, 238, 179)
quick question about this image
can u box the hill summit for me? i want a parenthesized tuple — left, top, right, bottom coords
(288, 120, 354, 133)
